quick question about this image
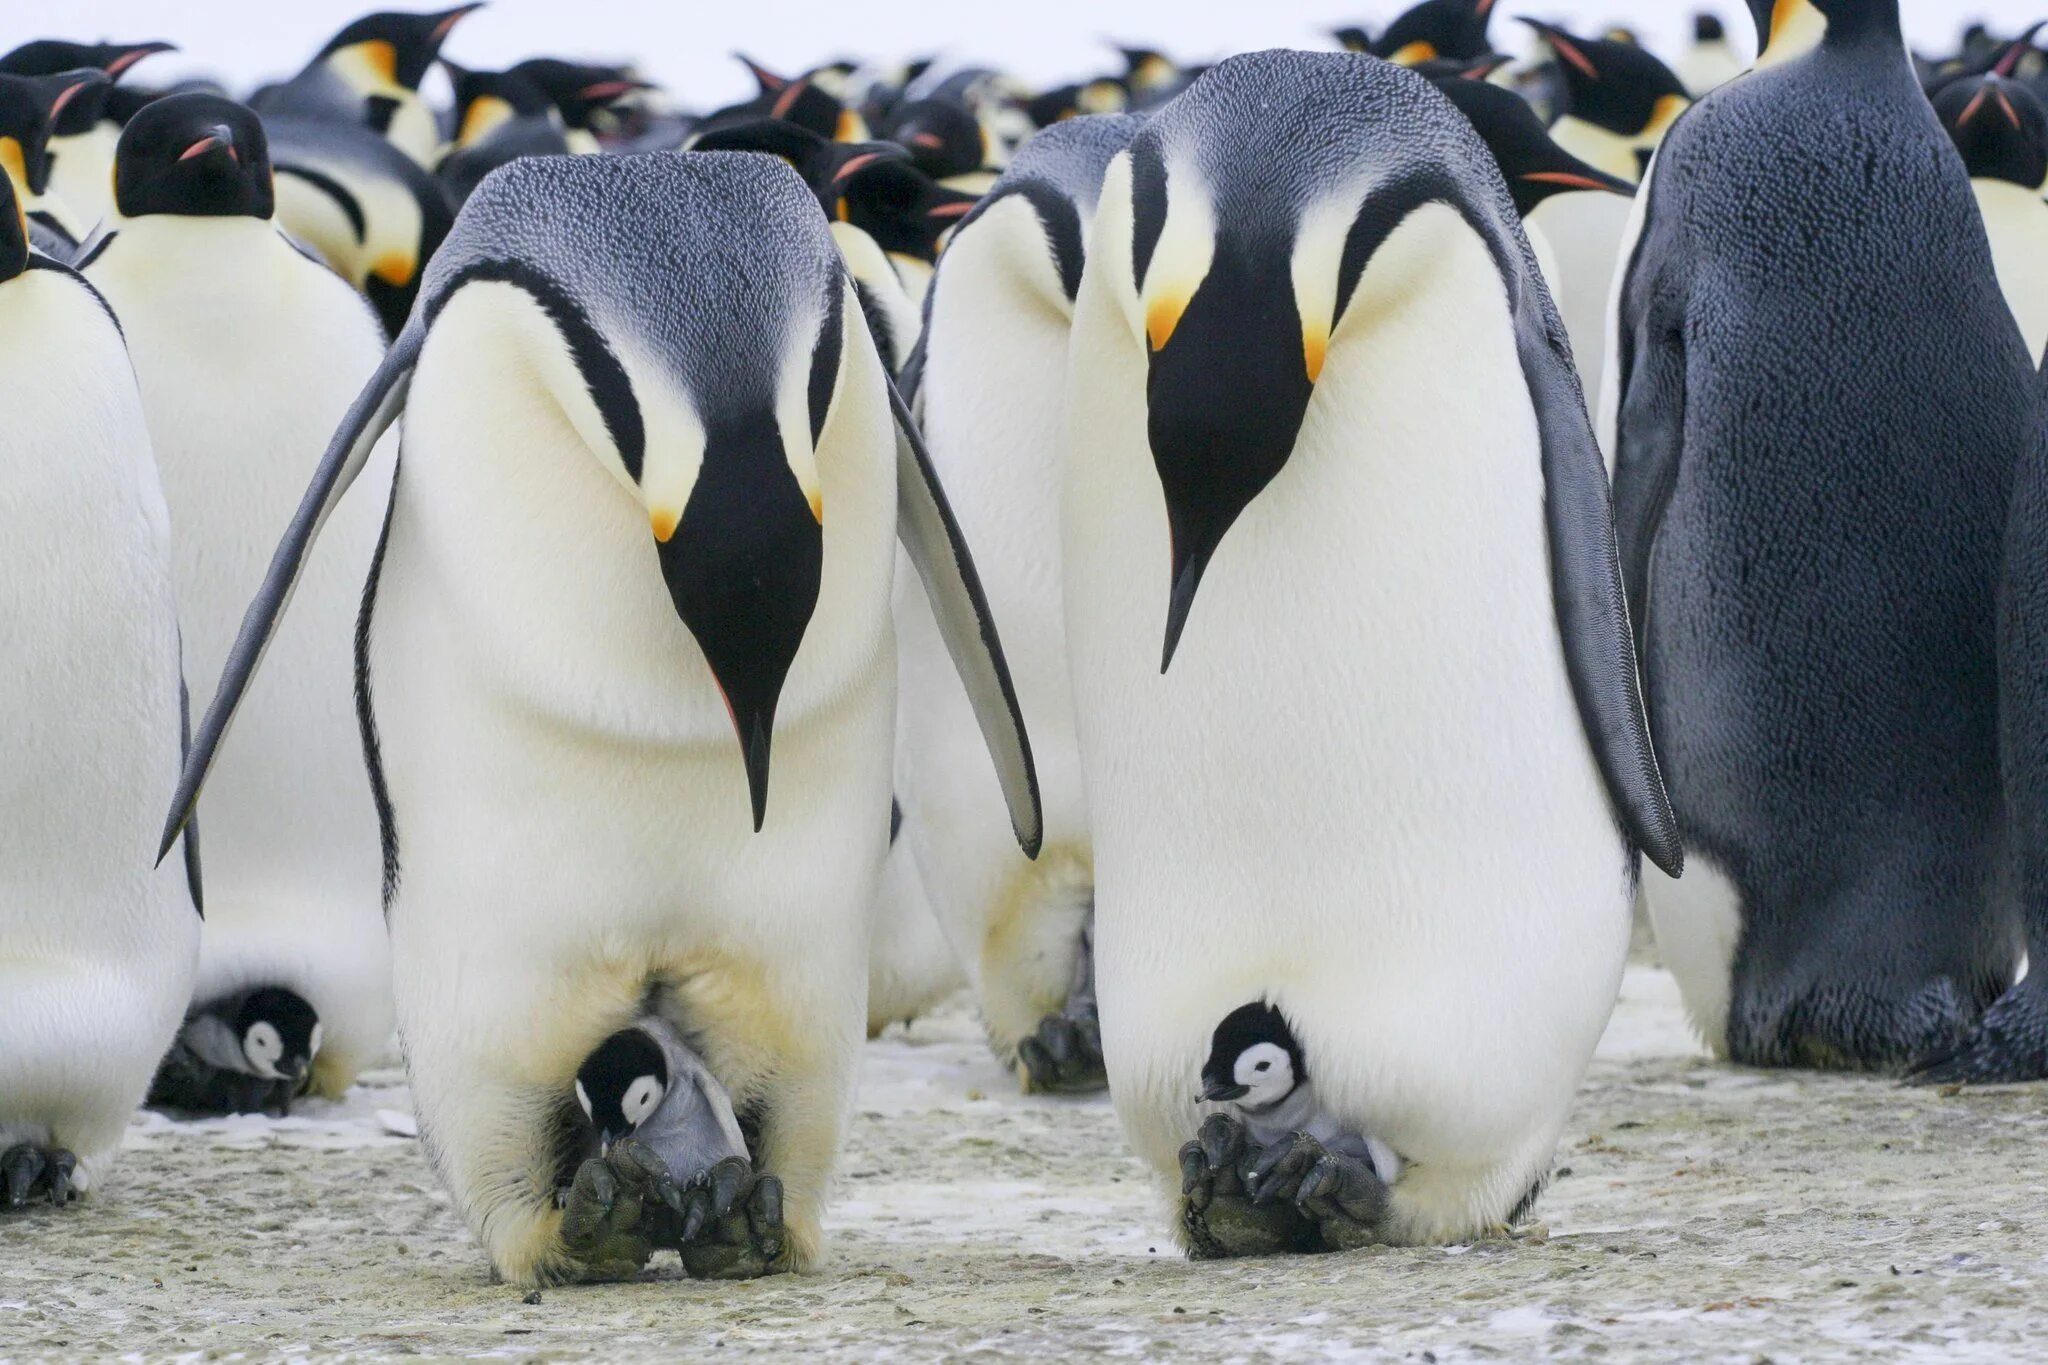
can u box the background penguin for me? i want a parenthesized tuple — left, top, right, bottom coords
(0, 39, 174, 230)
(0, 67, 109, 256)
(1932, 31, 2048, 357)
(695, 54, 865, 144)
(148, 986, 322, 1118)
(1677, 13, 1745, 94)
(896, 113, 1141, 1093)
(87, 93, 395, 1112)
(163, 151, 1039, 1286)
(507, 59, 650, 150)
(1372, 0, 1498, 68)
(250, 5, 485, 165)
(1061, 50, 1678, 1256)
(263, 111, 455, 338)
(1607, 0, 2034, 1070)
(1521, 19, 1691, 395)
(0, 169, 198, 1206)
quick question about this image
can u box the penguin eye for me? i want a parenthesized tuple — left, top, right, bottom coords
(1254, 1060, 1271, 1072)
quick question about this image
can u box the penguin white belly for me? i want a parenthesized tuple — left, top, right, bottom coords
(1066, 207, 1633, 1240)
(1974, 178, 2048, 360)
(1528, 189, 1632, 379)
(384, 93, 443, 165)
(86, 219, 394, 1096)
(1642, 856, 1742, 1056)
(899, 203, 1094, 1054)
(48, 123, 120, 233)
(865, 810, 963, 1034)
(1527, 218, 1563, 313)
(0, 269, 197, 1187)
(367, 282, 894, 1283)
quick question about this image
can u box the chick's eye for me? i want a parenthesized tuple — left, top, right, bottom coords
(1254, 1060, 1270, 1071)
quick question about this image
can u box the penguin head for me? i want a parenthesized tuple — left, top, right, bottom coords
(443, 61, 554, 147)
(574, 1027, 668, 1149)
(0, 40, 174, 135)
(728, 54, 867, 143)
(235, 987, 322, 1083)
(1332, 26, 1375, 55)
(1746, 0, 1897, 66)
(1432, 73, 1636, 216)
(114, 93, 273, 220)
(1521, 20, 1691, 143)
(314, 5, 486, 94)
(1199, 1002, 1304, 1112)
(1933, 30, 2048, 190)
(881, 99, 986, 179)
(1373, 0, 1498, 67)
(0, 67, 108, 198)
(1114, 45, 1179, 96)
(507, 58, 649, 133)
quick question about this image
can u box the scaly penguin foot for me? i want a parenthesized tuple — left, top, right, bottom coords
(1178, 1113, 1316, 1259)
(1017, 1009, 1107, 1095)
(1247, 1132, 1392, 1253)
(1908, 974, 2048, 1085)
(558, 1139, 686, 1281)
(676, 1156, 788, 1280)
(0, 1144, 77, 1210)
(147, 1045, 303, 1118)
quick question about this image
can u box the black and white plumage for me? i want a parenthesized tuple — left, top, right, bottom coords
(574, 1018, 750, 1176)
(1198, 1003, 1400, 1184)
(149, 987, 323, 1116)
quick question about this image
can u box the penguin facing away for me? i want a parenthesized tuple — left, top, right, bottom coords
(87, 93, 396, 1113)
(1062, 50, 1677, 1257)
(1932, 31, 2048, 358)
(1608, 0, 2034, 1071)
(163, 151, 1039, 1286)
(896, 113, 1143, 1093)
(0, 168, 199, 1207)
(0, 39, 174, 230)
(1677, 13, 1746, 94)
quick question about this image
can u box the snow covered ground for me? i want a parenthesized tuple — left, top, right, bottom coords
(3, 963, 2045, 1360)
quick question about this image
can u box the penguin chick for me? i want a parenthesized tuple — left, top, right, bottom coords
(150, 987, 323, 1117)
(1197, 1003, 1401, 1185)
(574, 1019, 750, 1181)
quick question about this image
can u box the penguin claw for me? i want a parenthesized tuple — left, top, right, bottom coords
(558, 1142, 664, 1281)
(678, 1163, 789, 1281)
(1177, 1115, 1315, 1260)
(1246, 1133, 1391, 1252)
(0, 1145, 78, 1212)
(1906, 977, 2048, 1085)
(1016, 1009, 1108, 1095)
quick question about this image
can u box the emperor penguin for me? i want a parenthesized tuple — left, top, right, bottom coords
(0, 66, 109, 257)
(507, 59, 650, 150)
(1932, 32, 2048, 357)
(1062, 51, 1679, 1255)
(1606, 0, 2034, 1071)
(163, 151, 1039, 1285)
(0, 170, 199, 1205)
(1677, 14, 1746, 95)
(0, 39, 174, 230)
(263, 112, 455, 338)
(87, 94, 396, 1110)
(250, 5, 485, 165)
(1372, 0, 1499, 68)
(898, 114, 1142, 1092)
(1521, 21, 1692, 385)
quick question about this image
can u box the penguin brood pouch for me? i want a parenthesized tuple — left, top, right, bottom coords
(163, 151, 1040, 1286)
(1609, 0, 2037, 1075)
(1059, 49, 1678, 1257)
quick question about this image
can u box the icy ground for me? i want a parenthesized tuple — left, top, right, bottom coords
(3, 964, 2045, 1361)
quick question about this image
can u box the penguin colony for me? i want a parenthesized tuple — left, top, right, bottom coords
(3, 0, 2047, 1290)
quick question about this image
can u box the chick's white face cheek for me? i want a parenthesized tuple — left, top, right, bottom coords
(623, 1075, 665, 1127)
(1235, 1042, 1292, 1101)
(245, 1021, 285, 1076)
(574, 1079, 593, 1121)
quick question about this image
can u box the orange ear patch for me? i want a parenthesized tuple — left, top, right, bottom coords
(370, 252, 416, 287)
(362, 39, 399, 83)
(1147, 294, 1188, 352)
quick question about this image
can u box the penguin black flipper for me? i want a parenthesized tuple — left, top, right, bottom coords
(177, 637, 202, 916)
(159, 326, 421, 860)
(886, 375, 1043, 857)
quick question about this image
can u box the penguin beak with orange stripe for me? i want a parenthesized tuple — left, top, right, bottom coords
(1427, 70, 1635, 217)
(313, 4, 485, 94)
(0, 42, 173, 142)
(0, 67, 109, 197)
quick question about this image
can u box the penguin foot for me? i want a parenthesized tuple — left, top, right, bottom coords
(1178, 1114, 1316, 1259)
(559, 1139, 688, 1281)
(675, 1156, 788, 1280)
(0, 1144, 77, 1210)
(1246, 1132, 1393, 1253)
(1907, 976, 2048, 1085)
(1016, 1008, 1106, 1095)
(147, 1046, 301, 1118)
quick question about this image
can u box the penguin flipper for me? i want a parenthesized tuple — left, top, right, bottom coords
(177, 642, 203, 917)
(158, 327, 421, 862)
(887, 377, 1043, 857)
(1511, 250, 1684, 878)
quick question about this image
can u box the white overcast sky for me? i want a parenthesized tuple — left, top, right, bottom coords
(27, 2, 2042, 107)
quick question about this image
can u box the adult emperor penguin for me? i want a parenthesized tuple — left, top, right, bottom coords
(1062, 51, 1679, 1254)
(0, 66, 109, 256)
(0, 40, 174, 229)
(87, 94, 395, 1110)
(1607, 0, 2034, 1070)
(1372, 0, 1498, 68)
(163, 151, 1039, 1284)
(251, 5, 485, 165)
(1932, 32, 2048, 357)
(1677, 14, 1746, 95)
(0, 170, 199, 1205)
(898, 113, 1141, 1092)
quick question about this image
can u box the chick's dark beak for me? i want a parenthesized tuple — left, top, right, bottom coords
(1199, 1078, 1249, 1103)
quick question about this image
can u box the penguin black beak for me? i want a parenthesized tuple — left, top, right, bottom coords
(102, 42, 177, 80)
(577, 79, 650, 104)
(1147, 244, 1317, 671)
(1200, 1080, 1249, 1103)
(651, 411, 823, 833)
(428, 3, 487, 44)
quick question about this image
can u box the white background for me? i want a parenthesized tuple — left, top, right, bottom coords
(23, 2, 2044, 108)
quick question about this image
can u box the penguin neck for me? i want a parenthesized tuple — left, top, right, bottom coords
(1755, 1, 1903, 70)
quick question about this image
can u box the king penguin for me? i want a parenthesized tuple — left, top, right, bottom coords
(0, 167, 199, 1205)
(86, 94, 396, 1109)
(163, 151, 1039, 1285)
(1061, 51, 1679, 1255)
(1606, 0, 2035, 1070)
(897, 113, 1142, 1092)
(0, 39, 174, 231)
(1932, 30, 2048, 358)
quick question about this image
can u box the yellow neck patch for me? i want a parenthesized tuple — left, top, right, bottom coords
(0, 138, 26, 199)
